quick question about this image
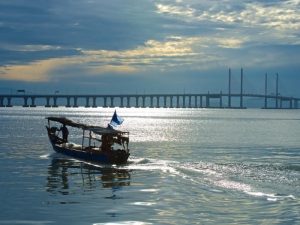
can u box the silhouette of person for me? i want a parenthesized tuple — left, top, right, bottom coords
(60, 124, 69, 143)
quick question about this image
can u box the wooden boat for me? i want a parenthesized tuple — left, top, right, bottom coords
(46, 116, 130, 164)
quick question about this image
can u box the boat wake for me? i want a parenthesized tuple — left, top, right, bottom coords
(39, 153, 52, 159)
(46, 154, 296, 202)
(124, 157, 296, 202)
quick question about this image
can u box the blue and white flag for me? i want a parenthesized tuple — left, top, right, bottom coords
(109, 110, 124, 128)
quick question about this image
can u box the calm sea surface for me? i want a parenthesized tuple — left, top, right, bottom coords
(0, 107, 299, 225)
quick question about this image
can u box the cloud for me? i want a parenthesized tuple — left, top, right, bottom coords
(82, 35, 245, 65)
(156, 4, 195, 18)
(88, 65, 138, 75)
(155, 1, 300, 44)
(0, 44, 62, 52)
(0, 0, 299, 89)
(0, 0, 162, 52)
(155, 1, 300, 28)
(0, 58, 65, 82)
(0, 36, 244, 82)
(0, 54, 139, 82)
(0, 57, 76, 83)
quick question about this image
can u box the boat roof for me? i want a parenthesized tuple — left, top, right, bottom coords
(46, 116, 128, 135)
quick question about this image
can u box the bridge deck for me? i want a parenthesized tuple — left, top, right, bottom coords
(0, 93, 299, 109)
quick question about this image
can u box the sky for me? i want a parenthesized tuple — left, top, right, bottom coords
(0, 0, 299, 96)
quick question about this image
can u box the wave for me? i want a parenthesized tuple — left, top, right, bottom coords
(124, 157, 297, 202)
(47, 154, 297, 202)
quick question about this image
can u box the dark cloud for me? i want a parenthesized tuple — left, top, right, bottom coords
(0, 48, 80, 66)
(3, 0, 163, 48)
(0, 0, 164, 64)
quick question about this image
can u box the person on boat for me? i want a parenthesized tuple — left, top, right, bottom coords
(115, 135, 129, 150)
(60, 124, 69, 143)
(101, 134, 113, 151)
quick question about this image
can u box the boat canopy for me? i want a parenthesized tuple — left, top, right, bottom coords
(46, 117, 128, 135)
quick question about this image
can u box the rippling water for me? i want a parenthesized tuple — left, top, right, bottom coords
(0, 107, 299, 224)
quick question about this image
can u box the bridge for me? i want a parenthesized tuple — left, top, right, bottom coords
(0, 69, 299, 109)
(0, 93, 299, 109)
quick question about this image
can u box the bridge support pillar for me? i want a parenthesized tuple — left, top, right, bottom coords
(110, 97, 114, 108)
(45, 97, 51, 107)
(126, 97, 130, 108)
(85, 97, 90, 108)
(120, 97, 124, 108)
(164, 96, 167, 108)
(23, 97, 29, 107)
(176, 96, 180, 108)
(53, 97, 58, 107)
(264, 97, 268, 109)
(0, 97, 4, 107)
(264, 73, 268, 109)
(142, 96, 146, 108)
(188, 96, 191, 108)
(66, 97, 71, 107)
(92, 97, 97, 108)
(280, 98, 283, 109)
(73, 97, 78, 107)
(103, 97, 107, 108)
(150, 97, 153, 108)
(183, 96, 186, 108)
(30, 97, 36, 107)
(170, 96, 173, 108)
(240, 95, 244, 108)
(136, 97, 139, 108)
(156, 96, 160, 108)
(220, 92, 223, 108)
(240, 68, 244, 109)
(199, 96, 203, 108)
(206, 95, 210, 108)
(6, 97, 12, 107)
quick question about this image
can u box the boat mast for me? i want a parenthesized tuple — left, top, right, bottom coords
(88, 130, 92, 147)
(81, 129, 85, 150)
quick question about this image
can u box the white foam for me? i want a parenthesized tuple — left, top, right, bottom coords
(127, 159, 297, 202)
(125, 158, 179, 174)
(214, 179, 252, 193)
(128, 157, 150, 164)
(130, 201, 156, 206)
(39, 154, 51, 159)
(175, 163, 297, 202)
(139, 189, 159, 192)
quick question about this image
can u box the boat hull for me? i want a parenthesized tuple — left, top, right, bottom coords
(51, 143, 130, 164)
(47, 128, 129, 164)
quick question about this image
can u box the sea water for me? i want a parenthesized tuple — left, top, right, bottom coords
(0, 107, 299, 224)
